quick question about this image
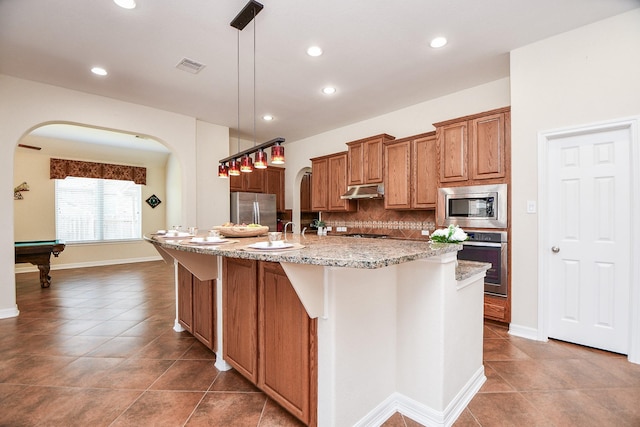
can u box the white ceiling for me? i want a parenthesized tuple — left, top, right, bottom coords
(1, 0, 638, 146)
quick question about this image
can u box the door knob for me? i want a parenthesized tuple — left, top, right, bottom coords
(551, 246, 560, 253)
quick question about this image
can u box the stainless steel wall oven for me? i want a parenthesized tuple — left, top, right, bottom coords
(457, 230, 508, 296)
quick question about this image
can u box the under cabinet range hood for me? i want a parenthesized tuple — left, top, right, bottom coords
(340, 184, 384, 200)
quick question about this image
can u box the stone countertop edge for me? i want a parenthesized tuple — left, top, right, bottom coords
(145, 234, 464, 270)
(455, 260, 491, 282)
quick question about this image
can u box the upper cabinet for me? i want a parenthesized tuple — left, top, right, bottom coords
(230, 166, 286, 212)
(265, 167, 285, 212)
(383, 132, 437, 210)
(347, 134, 395, 185)
(300, 172, 313, 213)
(435, 107, 510, 185)
(311, 152, 356, 212)
(230, 167, 264, 192)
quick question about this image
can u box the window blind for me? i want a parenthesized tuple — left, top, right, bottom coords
(55, 177, 142, 243)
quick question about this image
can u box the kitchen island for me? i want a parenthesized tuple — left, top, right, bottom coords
(146, 234, 489, 427)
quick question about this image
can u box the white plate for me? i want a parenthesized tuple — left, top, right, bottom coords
(163, 232, 193, 239)
(248, 242, 294, 250)
(187, 238, 228, 245)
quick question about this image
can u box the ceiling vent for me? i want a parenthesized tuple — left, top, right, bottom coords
(176, 58, 206, 74)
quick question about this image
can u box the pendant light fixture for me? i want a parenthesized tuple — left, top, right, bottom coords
(218, 0, 285, 177)
(271, 142, 285, 164)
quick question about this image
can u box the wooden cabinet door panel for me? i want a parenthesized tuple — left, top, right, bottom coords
(364, 137, 384, 183)
(438, 122, 468, 183)
(192, 277, 215, 350)
(328, 153, 355, 212)
(347, 142, 364, 185)
(383, 140, 411, 209)
(265, 167, 285, 212)
(177, 264, 193, 332)
(245, 167, 265, 193)
(412, 135, 437, 208)
(223, 257, 258, 383)
(258, 262, 313, 425)
(328, 154, 347, 211)
(229, 172, 244, 192)
(300, 173, 312, 213)
(470, 113, 506, 180)
(311, 158, 329, 211)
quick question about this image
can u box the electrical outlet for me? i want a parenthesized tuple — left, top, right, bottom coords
(421, 230, 430, 236)
(326, 226, 332, 232)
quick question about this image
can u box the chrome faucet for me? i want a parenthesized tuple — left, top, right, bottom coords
(283, 222, 295, 238)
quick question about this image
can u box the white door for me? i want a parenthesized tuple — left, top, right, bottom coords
(547, 125, 631, 354)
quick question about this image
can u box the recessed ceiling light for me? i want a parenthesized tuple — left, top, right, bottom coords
(114, 0, 136, 9)
(262, 115, 274, 121)
(430, 36, 447, 48)
(91, 67, 108, 76)
(322, 87, 336, 95)
(307, 46, 323, 57)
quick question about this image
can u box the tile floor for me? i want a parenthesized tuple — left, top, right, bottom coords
(3, 261, 640, 426)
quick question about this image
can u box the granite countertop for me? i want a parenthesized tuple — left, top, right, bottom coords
(146, 234, 489, 278)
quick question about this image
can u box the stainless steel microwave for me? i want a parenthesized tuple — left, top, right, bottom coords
(437, 184, 508, 229)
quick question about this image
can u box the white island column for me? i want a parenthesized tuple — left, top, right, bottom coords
(283, 251, 486, 427)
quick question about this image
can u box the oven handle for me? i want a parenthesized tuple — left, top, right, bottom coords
(462, 241, 503, 248)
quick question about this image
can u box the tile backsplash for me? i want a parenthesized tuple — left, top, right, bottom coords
(321, 199, 436, 240)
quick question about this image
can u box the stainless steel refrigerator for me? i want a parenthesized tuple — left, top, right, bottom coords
(230, 192, 277, 231)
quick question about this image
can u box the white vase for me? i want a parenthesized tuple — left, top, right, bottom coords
(317, 227, 324, 236)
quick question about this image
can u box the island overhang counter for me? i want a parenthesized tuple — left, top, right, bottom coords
(146, 234, 489, 427)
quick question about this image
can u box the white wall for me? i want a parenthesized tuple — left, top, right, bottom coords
(509, 9, 640, 330)
(0, 75, 229, 318)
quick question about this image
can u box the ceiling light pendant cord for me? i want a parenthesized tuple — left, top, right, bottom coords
(237, 30, 240, 153)
(252, 8, 256, 148)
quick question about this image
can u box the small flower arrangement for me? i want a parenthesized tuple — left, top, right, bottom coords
(311, 219, 325, 229)
(430, 225, 468, 243)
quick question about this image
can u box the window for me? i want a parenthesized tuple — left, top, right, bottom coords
(55, 177, 142, 243)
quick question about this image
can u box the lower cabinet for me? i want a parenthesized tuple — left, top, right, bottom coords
(223, 258, 317, 426)
(484, 294, 510, 323)
(177, 263, 216, 351)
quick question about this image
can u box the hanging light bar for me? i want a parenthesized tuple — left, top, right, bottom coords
(218, 137, 285, 175)
(219, 1, 285, 178)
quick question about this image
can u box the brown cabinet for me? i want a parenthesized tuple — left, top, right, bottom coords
(223, 258, 317, 426)
(435, 107, 509, 185)
(347, 134, 395, 185)
(383, 132, 437, 210)
(300, 172, 313, 213)
(258, 262, 316, 425)
(177, 263, 216, 351)
(230, 166, 286, 212)
(223, 257, 259, 383)
(265, 167, 285, 212)
(310, 157, 329, 212)
(311, 152, 356, 212)
(484, 294, 510, 323)
(230, 167, 264, 192)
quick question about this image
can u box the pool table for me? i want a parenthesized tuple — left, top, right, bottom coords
(15, 240, 66, 288)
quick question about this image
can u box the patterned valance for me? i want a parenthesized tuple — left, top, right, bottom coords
(50, 158, 146, 185)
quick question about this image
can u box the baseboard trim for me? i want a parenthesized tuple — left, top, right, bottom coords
(353, 366, 486, 427)
(15, 256, 163, 273)
(0, 306, 20, 319)
(508, 323, 541, 341)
